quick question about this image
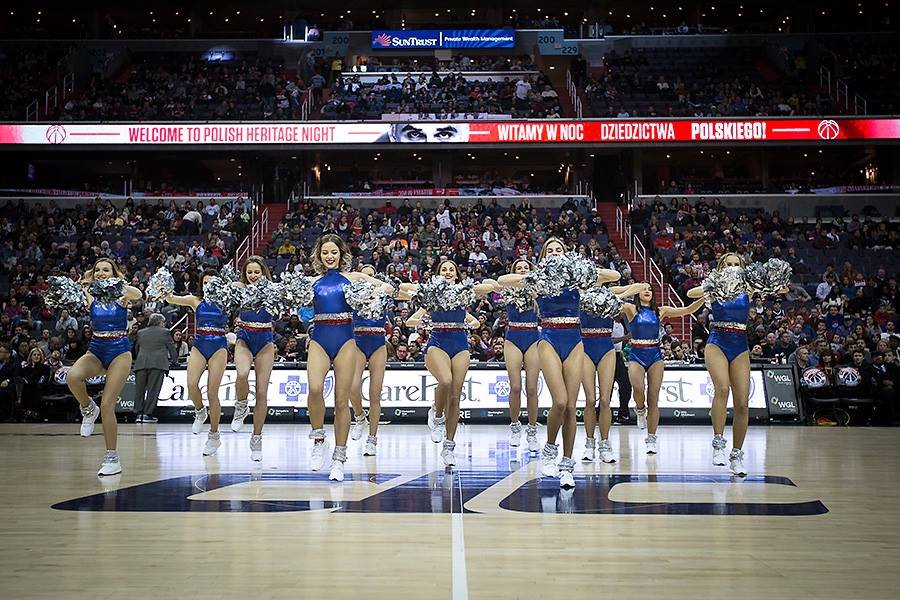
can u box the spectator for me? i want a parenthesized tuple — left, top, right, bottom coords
(0, 343, 18, 421)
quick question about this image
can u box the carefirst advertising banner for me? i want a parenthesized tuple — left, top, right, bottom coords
(371, 29, 515, 49)
(151, 367, 768, 413)
(3, 118, 898, 146)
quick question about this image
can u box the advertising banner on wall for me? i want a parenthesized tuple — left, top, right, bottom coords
(148, 367, 768, 411)
(371, 29, 515, 49)
(3, 118, 897, 147)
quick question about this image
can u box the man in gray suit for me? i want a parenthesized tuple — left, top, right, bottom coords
(133, 314, 177, 423)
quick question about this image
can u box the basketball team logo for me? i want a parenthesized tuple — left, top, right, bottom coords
(323, 374, 334, 400)
(836, 366, 861, 387)
(817, 119, 840, 140)
(801, 367, 828, 388)
(45, 124, 67, 144)
(373, 32, 392, 48)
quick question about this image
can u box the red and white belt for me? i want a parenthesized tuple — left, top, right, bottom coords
(197, 327, 226, 336)
(431, 322, 466, 331)
(540, 317, 580, 329)
(508, 321, 538, 331)
(711, 321, 746, 334)
(93, 330, 127, 339)
(354, 326, 386, 335)
(239, 321, 272, 332)
(582, 327, 612, 338)
(631, 338, 659, 348)
(313, 312, 352, 326)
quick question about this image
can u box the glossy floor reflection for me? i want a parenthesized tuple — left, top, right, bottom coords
(2, 423, 898, 599)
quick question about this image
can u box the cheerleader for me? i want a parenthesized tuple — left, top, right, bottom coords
(621, 287, 705, 454)
(306, 235, 393, 481)
(687, 253, 790, 475)
(402, 261, 495, 467)
(498, 238, 620, 489)
(164, 269, 228, 456)
(580, 282, 650, 463)
(232, 256, 276, 461)
(348, 264, 411, 456)
(65, 259, 143, 476)
(490, 259, 541, 452)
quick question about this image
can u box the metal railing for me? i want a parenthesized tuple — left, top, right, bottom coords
(300, 89, 314, 121)
(616, 207, 693, 341)
(234, 206, 270, 268)
(565, 70, 583, 119)
(820, 64, 868, 115)
(170, 313, 189, 337)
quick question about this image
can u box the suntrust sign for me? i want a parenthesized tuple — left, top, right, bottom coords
(371, 29, 515, 49)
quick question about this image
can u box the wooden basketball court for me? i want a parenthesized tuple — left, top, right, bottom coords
(1, 423, 897, 599)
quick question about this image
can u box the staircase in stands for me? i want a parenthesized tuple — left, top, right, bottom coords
(234, 203, 290, 266)
(594, 202, 692, 344)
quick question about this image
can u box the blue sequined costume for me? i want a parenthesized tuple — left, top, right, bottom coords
(310, 269, 354, 361)
(353, 312, 387, 360)
(536, 288, 582, 361)
(505, 304, 539, 354)
(580, 312, 614, 366)
(194, 300, 228, 361)
(628, 306, 663, 369)
(236, 308, 273, 357)
(707, 293, 750, 362)
(87, 301, 131, 369)
(425, 308, 469, 358)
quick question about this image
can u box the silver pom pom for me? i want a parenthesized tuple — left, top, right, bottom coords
(580, 286, 624, 318)
(203, 277, 242, 312)
(278, 271, 314, 308)
(525, 254, 567, 297)
(345, 279, 391, 320)
(413, 276, 476, 312)
(240, 277, 285, 315)
(146, 268, 175, 302)
(498, 286, 535, 313)
(764, 258, 792, 294)
(702, 266, 746, 303)
(89, 278, 125, 304)
(220, 264, 240, 282)
(46, 276, 87, 314)
(565, 252, 599, 290)
(745, 259, 792, 296)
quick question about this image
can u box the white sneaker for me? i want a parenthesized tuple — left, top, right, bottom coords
(231, 399, 249, 432)
(441, 441, 457, 467)
(203, 432, 221, 456)
(311, 440, 330, 471)
(80, 401, 100, 437)
(97, 453, 121, 476)
(645, 433, 658, 455)
(250, 434, 263, 462)
(598, 439, 616, 463)
(729, 448, 747, 476)
(427, 405, 437, 429)
(636, 407, 648, 430)
(363, 435, 377, 456)
(581, 438, 596, 462)
(540, 443, 559, 477)
(350, 414, 368, 441)
(430, 414, 446, 444)
(509, 422, 522, 447)
(192, 406, 209, 434)
(329, 460, 345, 482)
(526, 425, 540, 453)
(712, 435, 727, 466)
(559, 458, 576, 489)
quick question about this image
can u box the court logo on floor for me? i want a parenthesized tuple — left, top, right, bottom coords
(53, 472, 828, 516)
